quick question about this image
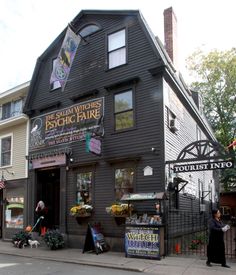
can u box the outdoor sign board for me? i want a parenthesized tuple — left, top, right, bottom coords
(83, 223, 109, 254)
(29, 97, 104, 151)
(173, 160, 234, 173)
(31, 154, 66, 169)
(125, 225, 160, 259)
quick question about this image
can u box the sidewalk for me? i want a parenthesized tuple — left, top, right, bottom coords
(0, 240, 236, 274)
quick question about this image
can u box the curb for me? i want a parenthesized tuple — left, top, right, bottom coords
(0, 250, 143, 272)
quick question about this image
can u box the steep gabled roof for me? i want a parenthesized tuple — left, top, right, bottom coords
(23, 9, 215, 140)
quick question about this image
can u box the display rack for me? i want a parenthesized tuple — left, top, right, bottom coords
(120, 192, 167, 260)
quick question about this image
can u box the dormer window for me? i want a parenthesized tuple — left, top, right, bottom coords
(79, 24, 100, 38)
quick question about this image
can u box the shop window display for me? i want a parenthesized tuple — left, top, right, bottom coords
(115, 168, 134, 200)
(5, 196, 24, 228)
(76, 172, 92, 205)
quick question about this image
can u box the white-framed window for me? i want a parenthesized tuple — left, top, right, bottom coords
(0, 134, 12, 167)
(114, 90, 134, 131)
(108, 29, 126, 69)
(1, 99, 23, 120)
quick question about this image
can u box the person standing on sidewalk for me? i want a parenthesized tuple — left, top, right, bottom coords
(206, 208, 230, 268)
(35, 200, 48, 236)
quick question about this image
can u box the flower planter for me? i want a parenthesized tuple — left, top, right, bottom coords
(71, 212, 92, 225)
(70, 204, 93, 224)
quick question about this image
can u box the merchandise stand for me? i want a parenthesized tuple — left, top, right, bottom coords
(120, 192, 167, 260)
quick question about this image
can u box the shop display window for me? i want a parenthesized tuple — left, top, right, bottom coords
(115, 167, 134, 200)
(76, 172, 92, 205)
(5, 196, 24, 229)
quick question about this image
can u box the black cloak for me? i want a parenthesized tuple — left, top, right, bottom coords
(207, 218, 226, 265)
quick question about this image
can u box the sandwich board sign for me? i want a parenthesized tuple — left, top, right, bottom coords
(83, 223, 109, 254)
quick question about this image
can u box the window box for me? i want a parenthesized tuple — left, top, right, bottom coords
(70, 204, 93, 217)
(105, 203, 133, 217)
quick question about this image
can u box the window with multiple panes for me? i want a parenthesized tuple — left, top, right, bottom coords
(1, 99, 23, 120)
(114, 90, 134, 131)
(1, 135, 12, 167)
(108, 29, 126, 69)
(76, 172, 92, 205)
(115, 167, 134, 200)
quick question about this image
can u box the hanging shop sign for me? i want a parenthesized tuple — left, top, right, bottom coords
(29, 98, 104, 151)
(173, 160, 234, 173)
(89, 137, 101, 155)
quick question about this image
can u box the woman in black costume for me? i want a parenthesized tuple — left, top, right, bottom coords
(206, 208, 230, 268)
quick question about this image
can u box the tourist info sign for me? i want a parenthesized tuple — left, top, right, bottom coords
(173, 160, 234, 173)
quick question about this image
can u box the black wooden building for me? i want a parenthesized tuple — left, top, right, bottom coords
(23, 9, 217, 252)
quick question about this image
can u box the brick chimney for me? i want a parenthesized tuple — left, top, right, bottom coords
(164, 7, 178, 69)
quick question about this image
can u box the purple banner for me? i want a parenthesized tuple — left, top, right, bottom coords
(50, 26, 81, 90)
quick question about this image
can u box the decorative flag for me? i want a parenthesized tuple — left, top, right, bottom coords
(50, 26, 81, 91)
(0, 180, 5, 190)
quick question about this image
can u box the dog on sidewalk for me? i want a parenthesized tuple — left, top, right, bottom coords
(28, 239, 40, 248)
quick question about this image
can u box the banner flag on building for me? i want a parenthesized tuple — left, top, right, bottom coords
(50, 26, 81, 91)
(0, 180, 5, 190)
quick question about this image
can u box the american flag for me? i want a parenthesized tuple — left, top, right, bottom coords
(0, 180, 5, 190)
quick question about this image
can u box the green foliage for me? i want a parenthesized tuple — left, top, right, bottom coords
(187, 48, 236, 190)
(43, 229, 65, 250)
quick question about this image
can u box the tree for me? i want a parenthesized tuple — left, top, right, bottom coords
(187, 48, 236, 190)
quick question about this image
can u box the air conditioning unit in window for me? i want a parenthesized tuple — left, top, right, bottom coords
(169, 118, 179, 132)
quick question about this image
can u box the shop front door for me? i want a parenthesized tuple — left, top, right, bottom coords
(36, 168, 60, 229)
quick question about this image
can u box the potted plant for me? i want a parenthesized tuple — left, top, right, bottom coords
(43, 229, 65, 250)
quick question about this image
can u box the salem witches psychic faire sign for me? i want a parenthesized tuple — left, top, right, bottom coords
(29, 98, 104, 150)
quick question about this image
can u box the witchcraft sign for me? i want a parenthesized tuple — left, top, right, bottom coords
(29, 98, 104, 150)
(125, 226, 160, 259)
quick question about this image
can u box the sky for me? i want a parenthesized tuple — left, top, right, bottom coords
(0, 0, 236, 93)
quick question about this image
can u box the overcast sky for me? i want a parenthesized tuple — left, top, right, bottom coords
(0, 0, 235, 92)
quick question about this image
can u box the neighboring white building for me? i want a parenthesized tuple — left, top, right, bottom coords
(0, 81, 29, 239)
